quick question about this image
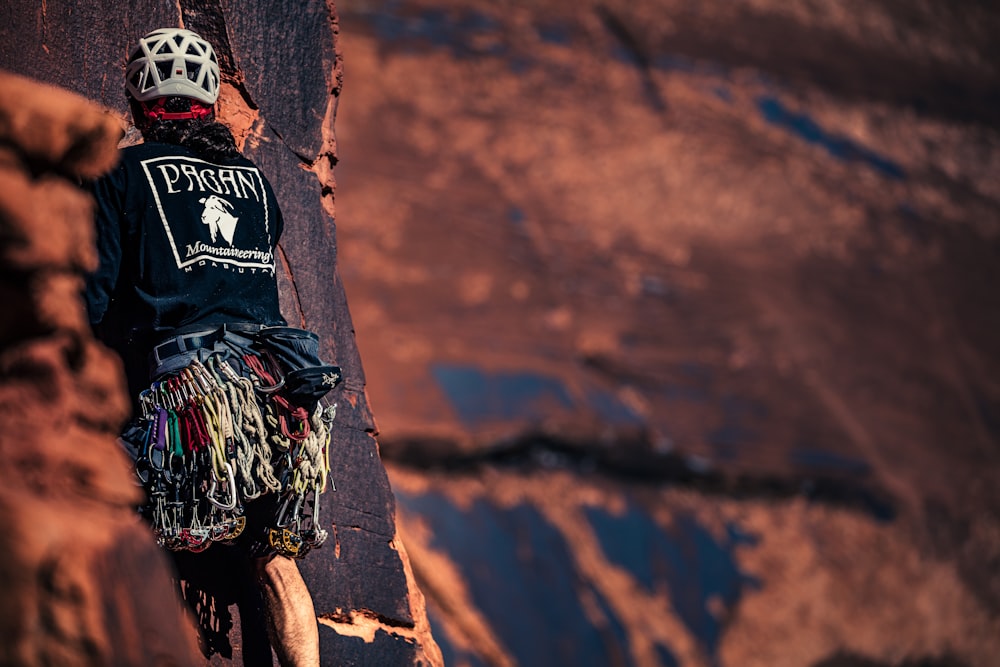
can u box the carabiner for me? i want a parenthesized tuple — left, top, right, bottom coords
(274, 492, 304, 529)
(148, 443, 166, 474)
(206, 461, 238, 511)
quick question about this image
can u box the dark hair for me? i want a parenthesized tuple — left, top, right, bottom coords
(131, 96, 241, 163)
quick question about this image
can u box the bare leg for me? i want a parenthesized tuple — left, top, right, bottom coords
(254, 555, 320, 667)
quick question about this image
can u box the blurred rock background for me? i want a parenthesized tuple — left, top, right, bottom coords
(331, 1, 1000, 666)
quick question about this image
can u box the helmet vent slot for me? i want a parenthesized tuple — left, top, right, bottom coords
(155, 61, 174, 82)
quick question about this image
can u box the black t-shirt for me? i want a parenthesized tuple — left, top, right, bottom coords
(86, 140, 286, 363)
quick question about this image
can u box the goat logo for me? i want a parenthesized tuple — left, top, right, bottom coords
(199, 195, 239, 246)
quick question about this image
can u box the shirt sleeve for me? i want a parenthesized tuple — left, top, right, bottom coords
(274, 200, 284, 245)
(84, 159, 127, 328)
(262, 174, 284, 245)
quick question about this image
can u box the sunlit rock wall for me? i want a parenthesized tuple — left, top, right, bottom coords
(332, 0, 1000, 665)
(1, 1, 440, 665)
(0, 70, 201, 667)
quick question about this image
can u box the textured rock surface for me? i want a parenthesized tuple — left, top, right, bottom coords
(2, 2, 440, 665)
(331, 1, 1000, 665)
(0, 69, 201, 666)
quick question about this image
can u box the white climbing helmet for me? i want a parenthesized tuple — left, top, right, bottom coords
(126, 28, 220, 105)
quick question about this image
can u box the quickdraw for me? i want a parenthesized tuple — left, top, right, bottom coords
(132, 352, 336, 557)
(266, 403, 336, 558)
(244, 353, 312, 442)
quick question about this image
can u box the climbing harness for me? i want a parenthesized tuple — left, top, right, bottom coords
(128, 327, 341, 558)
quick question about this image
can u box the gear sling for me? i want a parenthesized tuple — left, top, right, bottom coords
(127, 324, 341, 558)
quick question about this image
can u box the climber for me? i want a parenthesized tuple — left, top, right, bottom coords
(85, 27, 325, 667)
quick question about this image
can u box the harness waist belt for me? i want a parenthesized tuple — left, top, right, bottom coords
(151, 323, 263, 365)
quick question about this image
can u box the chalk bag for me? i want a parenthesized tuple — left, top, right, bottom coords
(254, 327, 342, 410)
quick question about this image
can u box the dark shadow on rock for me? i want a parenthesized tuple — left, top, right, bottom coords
(812, 651, 970, 667)
(386, 434, 897, 522)
(171, 548, 274, 666)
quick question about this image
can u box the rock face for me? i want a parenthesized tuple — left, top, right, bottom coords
(0, 70, 201, 666)
(330, 1, 1000, 665)
(1, 2, 440, 666)
(6, 0, 999, 665)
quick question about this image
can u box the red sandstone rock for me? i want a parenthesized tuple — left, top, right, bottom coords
(0, 70, 201, 667)
(0, 72, 121, 179)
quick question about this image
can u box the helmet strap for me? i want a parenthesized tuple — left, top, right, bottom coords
(141, 98, 214, 122)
